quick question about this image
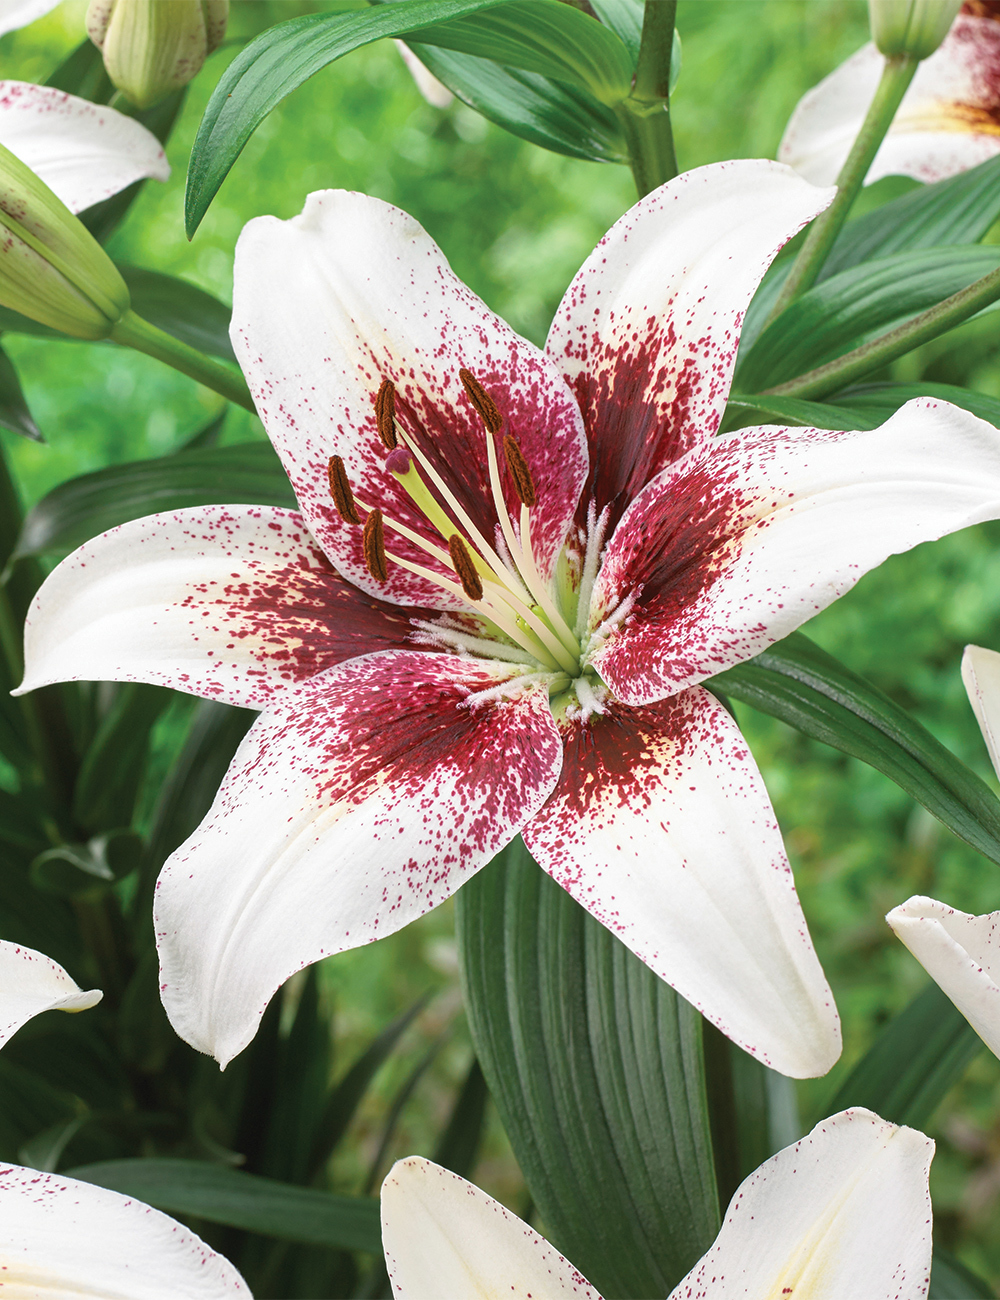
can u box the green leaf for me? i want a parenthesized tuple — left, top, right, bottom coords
(431, 1056, 488, 1178)
(822, 982, 982, 1130)
(456, 838, 719, 1300)
(118, 265, 235, 362)
(737, 246, 1000, 393)
(66, 1159, 382, 1253)
(930, 1245, 996, 1300)
(185, 0, 631, 234)
(712, 633, 1000, 869)
(405, 42, 626, 163)
(73, 684, 172, 832)
(824, 153, 1000, 281)
(46, 37, 114, 100)
(834, 380, 1000, 430)
(723, 392, 880, 433)
(0, 343, 41, 441)
(13, 441, 294, 563)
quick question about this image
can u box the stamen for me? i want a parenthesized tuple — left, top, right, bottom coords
(575, 502, 610, 640)
(375, 379, 398, 449)
(459, 368, 503, 433)
(449, 534, 484, 601)
(503, 435, 536, 507)
(363, 508, 389, 583)
(328, 455, 360, 525)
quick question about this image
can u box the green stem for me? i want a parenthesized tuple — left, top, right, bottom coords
(618, 0, 678, 197)
(758, 264, 1000, 402)
(110, 309, 256, 413)
(765, 53, 919, 325)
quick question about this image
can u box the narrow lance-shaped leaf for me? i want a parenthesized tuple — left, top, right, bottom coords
(712, 633, 1000, 869)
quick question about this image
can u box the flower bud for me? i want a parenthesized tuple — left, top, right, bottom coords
(86, 0, 229, 110)
(869, 0, 963, 59)
(0, 141, 129, 340)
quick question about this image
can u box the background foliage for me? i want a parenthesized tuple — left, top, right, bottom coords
(7, 0, 1000, 1288)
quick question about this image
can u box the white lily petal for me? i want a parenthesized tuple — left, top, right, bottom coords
(0, 80, 169, 213)
(231, 190, 587, 610)
(546, 159, 835, 525)
(0, 941, 101, 1049)
(524, 687, 840, 1079)
(0, 0, 60, 36)
(381, 1156, 602, 1300)
(155, 652, 563, 1065)
(394, 40, 453, 108)
(779, 18, 1000, 187)
(961, 643, 1000, 782)
(17, 504, 429, 711)
(670, 1108, 934, 1300)
(593, 398, 1000, 706)
(0, 1163, 249, 1295)
(887, 894, 1000, 1058)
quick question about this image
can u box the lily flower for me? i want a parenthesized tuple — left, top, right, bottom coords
(0, 938, 101, 1049)
(0, 942, 249, 1295)
(18, 160, 1000, 1075)
(380, 1108, 935, 1299)
(886, 643, 1000, 1059)
(0, 78, 170, 214)
(780, 3, 1000, 186)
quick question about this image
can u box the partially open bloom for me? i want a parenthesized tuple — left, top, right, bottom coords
(18, 161, 1000, 1074)
(780, 3, 1000, 186)
(381, 1108, 935, 1299)
(886, 643, 1000, 1058)
(0, 79, 168, 337)
(86, 0, 229, 109)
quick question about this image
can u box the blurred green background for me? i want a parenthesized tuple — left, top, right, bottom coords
(7, 0, 1000, 1285)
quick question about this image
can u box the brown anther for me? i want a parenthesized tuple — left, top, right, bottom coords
(503, 435, 537, 508)
(375, 379, 398, 449)
(363, 509, 389, 583)
(328, 455, 360, 524)
(459, 368, 503, 434)
(448, 534, 484, 602)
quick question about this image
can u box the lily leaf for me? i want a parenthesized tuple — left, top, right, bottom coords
(118, 265, 235, 362)
(0, 343, 42, 441)
(833, 381, 1000, 430)
(185, 0, 632, 234)
(13, 442, 294, 563)
(712, 633, 1000, 869)
(456, 837, 719, 1300)
(65, 1158, 382, 1253)
(723, 393, 880, 432)
(736, 245, 1000, 393)
(404, 42, 626, 163)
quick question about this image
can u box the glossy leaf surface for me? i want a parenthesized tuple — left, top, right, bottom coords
(456, 838, 719, 1300)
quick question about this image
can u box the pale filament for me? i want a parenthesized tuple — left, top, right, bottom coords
(517, 503, 580, 659)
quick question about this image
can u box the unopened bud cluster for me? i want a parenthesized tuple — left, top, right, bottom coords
(86, 0, 229, 109)
(869, 0, 962, 58)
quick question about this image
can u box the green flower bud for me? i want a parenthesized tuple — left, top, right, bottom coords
(0, 141, 129, 340)
(869, 0, 963, 59)
(86, 0, 229, 110)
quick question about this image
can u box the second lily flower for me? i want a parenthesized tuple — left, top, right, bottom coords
(18, 160, 1000, 1076)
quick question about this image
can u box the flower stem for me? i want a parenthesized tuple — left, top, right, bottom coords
(757, 264, 1000, 402)
(764, 53, 919, 325)
(110, 309, 256, 413)
(618, 0, 678, 197)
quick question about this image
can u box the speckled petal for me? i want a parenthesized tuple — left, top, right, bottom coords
(779, 17, 1000, 187)
(155, 651, 563, 1066)
(0, 80, 169, 212)
(381, 1157, 602, 1299)
(0, 0, 60, 36)
(591, 398, 1000, 707)
(231, 190, 588, 609)
(0, 1164, 248, 1296)
(523, 687, 840, 1078)
(669, 1108, 934, 1300)
(887, 894, 1000, 1059)
(17, 505, 432, 711)
(545, 160, 834, 528)
(961, 643, 1000, 781)
(0, 941, 101, 1050)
